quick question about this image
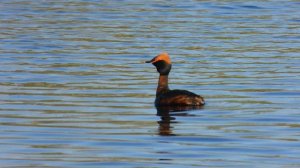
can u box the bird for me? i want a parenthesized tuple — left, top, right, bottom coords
(145, 52, 205, 107)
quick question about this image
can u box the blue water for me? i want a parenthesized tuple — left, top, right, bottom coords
(1, 0, 300, 167)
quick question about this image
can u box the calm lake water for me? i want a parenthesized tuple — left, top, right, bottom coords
(1, 0, 300, 167)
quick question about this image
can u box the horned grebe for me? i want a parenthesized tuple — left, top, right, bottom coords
(146, 52, 205, 107)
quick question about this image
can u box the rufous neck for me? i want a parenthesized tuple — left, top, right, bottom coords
(156, 75, 169, 97)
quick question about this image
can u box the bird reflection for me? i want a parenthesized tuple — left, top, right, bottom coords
(156, 106, 203, 136)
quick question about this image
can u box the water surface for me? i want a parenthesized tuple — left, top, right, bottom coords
(1, 0, 300, 167)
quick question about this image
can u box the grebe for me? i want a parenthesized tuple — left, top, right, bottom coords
(146, 52, 205, 107)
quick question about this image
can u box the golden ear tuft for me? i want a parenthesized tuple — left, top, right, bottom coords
(153, 52, 171, 64)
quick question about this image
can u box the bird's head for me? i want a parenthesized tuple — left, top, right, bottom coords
(145, 52, 172, 75)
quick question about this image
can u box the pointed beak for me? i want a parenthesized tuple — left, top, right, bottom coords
(145, 57, 155, 63)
